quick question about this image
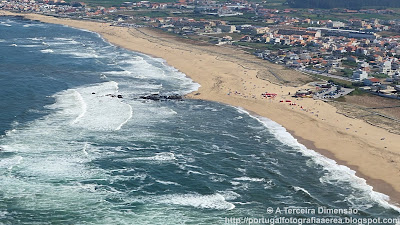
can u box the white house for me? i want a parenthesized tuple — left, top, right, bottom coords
(381, 61, 392, 75)
(353, 69, 368, 81)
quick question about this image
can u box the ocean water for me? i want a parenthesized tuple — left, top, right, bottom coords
(0, 16, 399, 225)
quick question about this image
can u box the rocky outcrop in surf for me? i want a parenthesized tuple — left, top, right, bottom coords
(139, 94, 182, 101)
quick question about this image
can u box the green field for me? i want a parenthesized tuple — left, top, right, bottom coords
(262, 0, 287, 9)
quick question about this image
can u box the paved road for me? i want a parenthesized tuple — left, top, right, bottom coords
(314, 86, 354, 99)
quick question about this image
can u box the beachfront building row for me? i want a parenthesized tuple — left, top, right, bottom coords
(4, 0, 400, 82)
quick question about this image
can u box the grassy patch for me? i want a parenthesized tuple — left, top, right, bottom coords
(233, 42, 268, 49)
(348, 87, 366, 96)
(341, 68, 353, 77)
(342, 60, 358, 67)
(373, 73, 389, 78)
(265, 43, 294, 50)
(335, 96, 347, 102)
(262, 0, 287, 9)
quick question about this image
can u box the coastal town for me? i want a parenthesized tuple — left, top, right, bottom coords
(1, 0, 400, 100)
(2, 0, 400, 222)
(2, 0, 400, 100)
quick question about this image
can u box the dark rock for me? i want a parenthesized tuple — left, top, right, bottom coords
(139, 94, 182, 101)
(166, 94, 182, 100)
(140, 94, 161, 101)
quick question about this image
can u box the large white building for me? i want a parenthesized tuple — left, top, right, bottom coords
(328, 21, 345, 28)
(381, 61, 392, 75)
(353, 69, 368, 81)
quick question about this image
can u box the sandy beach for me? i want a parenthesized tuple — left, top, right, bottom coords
(2, 11, 400, 205)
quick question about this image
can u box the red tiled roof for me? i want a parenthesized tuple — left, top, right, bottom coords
(368, 78, 380, 82)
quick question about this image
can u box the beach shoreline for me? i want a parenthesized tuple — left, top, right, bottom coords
(2, 11, 400, 206)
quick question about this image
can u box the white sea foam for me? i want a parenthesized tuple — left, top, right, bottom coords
(132, 83, 163, 90)
(104, 70, 132, 75)
(116, 104, 133, 131)
(69, 40, 80, 45)
(0, 210, 8, 218)
(120, 58, 166, 78)
(0, 23, 11, 27)
(27, 109, 43, 114)
(63, 81, 133, 131)
(19, 155, 94, 180)
(44, 81, 133, 132)
(235, 107, 400, 213)
(72, 90, 87, 124)
(0, 156, 23, 171)
(114, 54, 200, 95)
(209, 175, 225, 182)
(60, 50, 101, 58)
(233, 177, 266, 182)
(144, 152, 176, 161)
(155, 180, 181, 186)
(54, 37, 73, 41)
(122, 152, 176, 162)
(76, 27, 102, 37)
(293, 186, 312, 196)
(156, 193, 235, 210)
(219, 190, 241, 201)
(19, 44, 41, 48)
(23, 24, 45, 28)
(221, 132, 240, 140)
(27, 37, 44, 41)
(4, 129, 16, 136)
(0, 109, 110, 212)
(0, 175, 110, 212)
(40, 49, 54, 53)
(82, 142, 90, 156)
(45, 41, 70, 46)
(0, 23, 206, 223)
(49, 38, 80, 45)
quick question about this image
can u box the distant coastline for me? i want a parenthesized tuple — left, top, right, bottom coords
(2, 10, 400, 207)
